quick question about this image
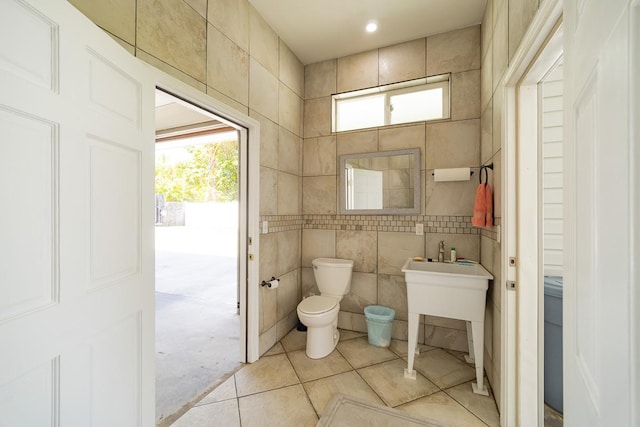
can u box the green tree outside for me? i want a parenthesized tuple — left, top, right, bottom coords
(155, 140, 238, 202)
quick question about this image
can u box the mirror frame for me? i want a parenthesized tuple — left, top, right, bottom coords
(338, 148, 421, 215)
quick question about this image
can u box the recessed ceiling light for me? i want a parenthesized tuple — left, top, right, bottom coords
(365, 22, 378, 33)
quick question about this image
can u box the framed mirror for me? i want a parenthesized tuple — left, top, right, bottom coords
(339, 148, 421, 215)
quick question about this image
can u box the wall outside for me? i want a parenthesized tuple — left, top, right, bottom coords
(66, 0, 306, 356)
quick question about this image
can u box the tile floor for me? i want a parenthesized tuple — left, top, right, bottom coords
(169, 329, 500, 427)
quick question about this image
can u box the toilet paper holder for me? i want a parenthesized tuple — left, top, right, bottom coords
(261, 277, 280, 288)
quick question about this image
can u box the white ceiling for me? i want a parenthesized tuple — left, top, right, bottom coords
(248, 0, 487, 65)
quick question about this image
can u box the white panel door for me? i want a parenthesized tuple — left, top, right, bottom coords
(0, 0, 155, 425)
(564, 0, 638, 425)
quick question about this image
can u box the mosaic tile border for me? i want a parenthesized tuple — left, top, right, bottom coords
(258, 214, 504, 236)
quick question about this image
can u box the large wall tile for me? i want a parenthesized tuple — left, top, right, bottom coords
(377, 274, 408, 321)
(69, 0, 135, 44)
(303, 136, 336, 176)
(260, 283, 277, 333)
(480, 102, 494, 164)
(302, 176, 336, 214)
(207, 24, 249, 104)
(427, 25, 481, 76)
(451, 70, 481, 121)
(491, 153, 502, 216)
(481, 47, 493, 111)
(335, 231, 377, 273)
(492, 86, 503, 155)
(276, 230, 301, 275)
(426, 119, 480, 169)
(206, 85, 249, 114)
(138, 0, 206, 82)
(279, 83, 303, 136)
(277, 172, 300, 215)
(260, 166, 277, 215)
(425, 173, 478, 216)
(301, 229, 336, 266)
(277, 269, 300, 319)
(379, 124, 426, 158)
(303, 97, 332, 138)
(481, 0, 493, 59)
(378, 232, 424, 275)
(280, 40, 304, 97)
(208, 0, 249, 51)
(425, 233, 480, 262)
(259, 233, 277, 280)
(341, 272, 377, 313)
(249, 6, 279, 75)
(305, 60, 337, 99)
(251, 110, 278, 169)
(249, 58, 278, 122)
(278, 128, 301, 175)
(379, 39, 426, 85)
(301, 267, 318, 296)
(492, 4, 508, 92)
(337, 50, 378, 93)
(185, 0, 206, 17)
(336, 130, 378, 156)
(424, 326, 468, 352)
(137, 50, 206, 92)
(508, 0, 539, 61)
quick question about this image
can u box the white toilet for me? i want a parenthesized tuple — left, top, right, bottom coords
(297, 257, 354, 359)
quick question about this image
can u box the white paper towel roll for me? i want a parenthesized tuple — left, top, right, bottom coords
(268, 279, 279, 289)
(433, 167, 471, 182)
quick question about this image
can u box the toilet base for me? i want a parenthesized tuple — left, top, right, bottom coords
(305, 324, 339, 359)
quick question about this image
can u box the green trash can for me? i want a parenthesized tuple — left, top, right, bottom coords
(364, 305, 395, 348)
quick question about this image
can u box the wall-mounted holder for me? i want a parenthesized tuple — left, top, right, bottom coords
(261, 277, 280, 288)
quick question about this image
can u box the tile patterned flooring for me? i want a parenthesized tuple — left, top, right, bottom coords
(169, 329, 500, 427)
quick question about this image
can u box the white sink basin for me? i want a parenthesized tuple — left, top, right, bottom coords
(401, 258, 494, 395)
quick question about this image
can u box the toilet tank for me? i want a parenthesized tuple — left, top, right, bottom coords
(312, 258, 353, 297)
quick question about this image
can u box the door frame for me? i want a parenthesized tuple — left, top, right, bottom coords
(152, 70, 260, 364)
(501, 0, 563, 425)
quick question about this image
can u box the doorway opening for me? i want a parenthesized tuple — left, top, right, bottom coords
(153, 89, 244, 424)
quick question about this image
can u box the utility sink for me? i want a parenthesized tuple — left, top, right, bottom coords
(401, 258, 494, 395)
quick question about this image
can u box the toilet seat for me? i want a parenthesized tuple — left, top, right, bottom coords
(298, 295, 337, 315)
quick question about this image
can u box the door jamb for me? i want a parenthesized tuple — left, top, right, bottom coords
(500, 0, 563, 425)
(151, 70, 260, 364)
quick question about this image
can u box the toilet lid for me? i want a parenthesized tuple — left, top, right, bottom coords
(298, 295, 337, 315)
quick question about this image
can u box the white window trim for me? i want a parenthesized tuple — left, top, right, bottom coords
(332, 74, 451, 133)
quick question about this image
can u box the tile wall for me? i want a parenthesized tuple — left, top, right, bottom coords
(481, 0, 542, 410)
(67, 0, 306, 356)
(301, 26, 484, 355)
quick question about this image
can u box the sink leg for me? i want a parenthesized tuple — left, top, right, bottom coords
(404, 312, 420, 380)
(464, 321, 475, 364)
(471, 320, 488, 395)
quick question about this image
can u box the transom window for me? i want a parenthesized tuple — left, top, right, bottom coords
(332, 74, 450, 133)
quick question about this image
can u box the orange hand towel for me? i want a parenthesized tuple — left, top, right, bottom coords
(485, 183, 493, 227)
(472, 183, 486, 227)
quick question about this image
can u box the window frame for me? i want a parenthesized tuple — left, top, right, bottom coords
(331, 73, 450, 133)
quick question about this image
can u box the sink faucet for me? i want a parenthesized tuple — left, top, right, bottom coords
(438, 240, 445, 263)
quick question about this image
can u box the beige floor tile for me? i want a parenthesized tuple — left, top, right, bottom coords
(544, 404, 563, 427)
(338, 328, 367, 341)
(263, 342, 285, 356)
(280, 328, 308, 352)
(171, 399, 240, 427)
(196, 376, 236, 406)
(303, 371, 385, 415)
(238, 384, 318, 427)
(445, 348, 475, 366)
(446, 380, 500, 427)
(337, 336, 398, 369)
(288, 349, 352, 383)
(358, 359, 439, 407)
(397, 391, 487, 427)
(411, 348, 476, 389)
(390, 339, 436, 358)
(234, 354, 299, 397)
